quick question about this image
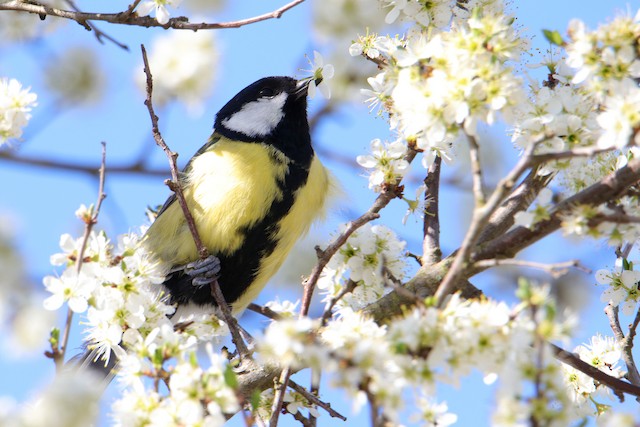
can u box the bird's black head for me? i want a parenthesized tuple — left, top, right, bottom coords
(214, 76, 314, 163)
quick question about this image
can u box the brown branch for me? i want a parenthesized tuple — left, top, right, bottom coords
(289, 380, 347, 421)
(477, 168, 553, 244)
(366, 155, 640, 323)
(607, 303, 640, 389)
(64, 0, 129, 50)
(474, 156, 640, 263)
(270, 367, 292, 427)
(0, 150, 168, 177)
(433, 135, 540, 306)
(247, 303, 283, 321)
(140, 44, 250, 360)
(473, 258, 590, 278)
(551, 342, 640, 398)
(0, 0, 306, 30)
(590, 213, 640, 225)
(141, 44, 206, 259)
(320, 280, 357, 326)
(531, 145, 616, 164)
(422, 156, 442, 266)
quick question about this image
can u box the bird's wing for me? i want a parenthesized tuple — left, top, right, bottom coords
(155, 133, 222, 218)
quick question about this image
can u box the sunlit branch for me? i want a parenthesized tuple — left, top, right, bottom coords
(605, 304, 640, 389)
(473, 258, 589, 278)
(422, 156, 442, 266)
(64, 0, 129, 50)
(0, 0, 306, 30)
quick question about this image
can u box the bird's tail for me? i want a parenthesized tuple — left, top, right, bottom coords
(68, 347, 119, 386)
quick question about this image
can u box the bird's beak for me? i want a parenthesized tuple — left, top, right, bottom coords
(294, 79, 311, 99)
(295, 75, 323, 99)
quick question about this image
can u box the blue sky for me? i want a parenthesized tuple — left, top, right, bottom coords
(0, 1, 638, 426)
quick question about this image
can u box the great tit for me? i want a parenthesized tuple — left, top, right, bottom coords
(144, 75, 330, 314)
(79, 76, 329, 376)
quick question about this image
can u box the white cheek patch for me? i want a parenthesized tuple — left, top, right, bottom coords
(221, 92, 287, 138)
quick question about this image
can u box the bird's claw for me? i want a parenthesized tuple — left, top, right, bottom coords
(181, 255, 221, 289)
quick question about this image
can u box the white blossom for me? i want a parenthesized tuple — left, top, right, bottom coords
(356, 138, 409, 191)
(0, 77, 37, 145)
(305, 51, 335, 99)
(137, 0, 182, 25)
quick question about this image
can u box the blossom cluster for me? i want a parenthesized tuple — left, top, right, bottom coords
(382, 0, 505, 29)
(566, 12, 640, 149)
(356, 138, 409, 191)
(596, 258, 640, 316)
(0, 77, 37, 145)
(352, 8, 527, 169)
(113, 343, 239, 426)
(42, 222, 237, 425)
(258, 283, 620, 424)
(562, 335, 625, 415)
(317, 223, 408, 314)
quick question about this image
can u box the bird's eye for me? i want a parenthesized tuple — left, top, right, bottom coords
(259, 87, 276, 98)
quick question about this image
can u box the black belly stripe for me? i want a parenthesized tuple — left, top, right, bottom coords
(163, 152, 311, 307)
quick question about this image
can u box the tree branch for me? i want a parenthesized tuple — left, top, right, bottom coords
(0, 150, 169, 177)
(433, 135, 540, 306)
(422, 156, 442, 266)
(0, 0, 306, 30)
(473, 258, 589, 278)
(551, 342, 640, 398)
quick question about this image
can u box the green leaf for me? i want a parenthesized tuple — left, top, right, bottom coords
(223, 364, 238, 389)
(542, 29, 565, 46)
(250, 390, 262, 410)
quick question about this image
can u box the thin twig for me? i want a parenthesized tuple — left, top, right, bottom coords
(289, 380, 347, 421)
(320, 280, 357, 326)
(531, 145, 616, 164)
(473, 258, 590, 278)
(551, 342, 640, 398)
(55, 142, 107, 370)
(64, 0, 129, 50)
(247, 303, 283, 321)
(299, 149, 417, 317)
(0, 150, 168, 177)
(140, 44, 207, 260)
(422, 156, 442, 266)
(0, 0, 306, 30)
(604, 304, 640, 389)
(140, 45, 250, 360)
(616, 243, 634, 259)
(621, 306, 640, 388)
(270, 367, 293, 427)
(590, 213, 640, 225)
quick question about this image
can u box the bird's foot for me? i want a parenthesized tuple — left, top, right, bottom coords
(183, 255, 221, 288)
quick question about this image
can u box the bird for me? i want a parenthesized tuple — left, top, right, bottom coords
(80, 75, 330, 376)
